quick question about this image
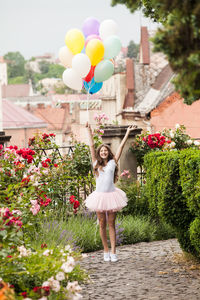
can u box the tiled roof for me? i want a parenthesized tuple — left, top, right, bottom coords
(151, 92, 181, 115)
(139, 27, 150, 65)
(152, 64, 173, 90)
(33, 106, 69, 131)
(2, 84, 32, 98)
(134, 64, 175, 114)
(3, 99, 47, 129)
(151, 92, 200, 138)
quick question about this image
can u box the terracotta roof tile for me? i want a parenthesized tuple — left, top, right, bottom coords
(151, 92, 200, 138)
(33, 106, 70, 131)
(2, 84, 31, 98)
(151, 92, 181, 116)
(3, 99, 47, 129)
(140, 27, 150, 65)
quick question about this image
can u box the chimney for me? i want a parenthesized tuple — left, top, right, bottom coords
(123, 58, 135, 109)
(139, 26, 150, 65)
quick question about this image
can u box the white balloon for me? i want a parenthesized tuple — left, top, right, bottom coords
(72, 53, 91, 78)
(58, 46, 74, 68)
(99, 19, 118, 40)
(62, 68, 82, 91)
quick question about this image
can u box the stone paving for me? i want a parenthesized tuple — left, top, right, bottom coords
(80, 239, 200, 300)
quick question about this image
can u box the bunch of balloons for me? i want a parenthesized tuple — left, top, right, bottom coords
(59, 17, 122, 94)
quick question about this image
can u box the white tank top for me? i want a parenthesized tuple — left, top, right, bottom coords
(93, 159, 116, 193)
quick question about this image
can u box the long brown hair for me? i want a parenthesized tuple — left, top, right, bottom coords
(94, 144, 118, 183)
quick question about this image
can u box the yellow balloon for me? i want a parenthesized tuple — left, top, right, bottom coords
(86, 39, 104, 66)
(65, 28, 85, 55)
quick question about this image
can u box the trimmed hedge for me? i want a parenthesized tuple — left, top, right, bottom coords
(144, 149, 200, 257)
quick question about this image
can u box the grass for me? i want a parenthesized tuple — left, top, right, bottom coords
(29, 212, 176, 253)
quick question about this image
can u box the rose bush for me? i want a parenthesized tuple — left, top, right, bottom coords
(0, 133, 93, 299)
(131, 124, 200, 167)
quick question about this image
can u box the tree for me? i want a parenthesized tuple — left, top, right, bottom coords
(127, 40, 139, 59)
(47, 64, 65, 78)
(4, 52, 25, 78)
(111, 0, 200, 105)
(39, 60, 50, 74)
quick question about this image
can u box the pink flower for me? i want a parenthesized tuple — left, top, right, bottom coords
(30, 200, 40, 215)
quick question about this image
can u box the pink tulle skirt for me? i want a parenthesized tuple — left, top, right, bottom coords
(84, 188, 128, 212)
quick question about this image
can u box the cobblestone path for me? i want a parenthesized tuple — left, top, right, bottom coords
(80, 239, 200, 300)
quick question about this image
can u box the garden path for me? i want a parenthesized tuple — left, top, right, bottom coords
(80, 239, 200, 300)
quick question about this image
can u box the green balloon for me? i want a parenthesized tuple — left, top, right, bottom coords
(94, 60, 114, 82)
(104, 35, 122, 59)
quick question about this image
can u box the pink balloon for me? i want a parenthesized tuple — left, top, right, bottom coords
(82, 17, 100, 37)
(85, 34, 102, 47)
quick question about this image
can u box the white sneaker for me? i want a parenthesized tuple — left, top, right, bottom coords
(110, 253, 118, 262)
(104, 252, 110, 262)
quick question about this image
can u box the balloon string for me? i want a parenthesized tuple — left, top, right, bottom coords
(87, 90, 90, 122)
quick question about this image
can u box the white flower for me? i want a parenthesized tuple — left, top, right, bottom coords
(65, 245, 72, 252)
(42, 281, 50, 287)
(24, 298, 32, 300)
(67, 281, 82, 293)
(170, 141, 176, 148)
(194, 140, 200, 146)
(38, 297, 47, 300)
(56, 271, 65, 281)
(186, 139, 193, 145)
(175, 123, 180, 129)
(18, 245, 31, 257)
(12, 209, 22, 215)
(48, 277, 60, 292)
(61, 262, 74, 273)
(61, 256, 75, 273)
(169, 131, 174, 138)
(43, 249, 50, 256)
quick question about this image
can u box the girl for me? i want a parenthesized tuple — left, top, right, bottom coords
(85, 123, 135, 262)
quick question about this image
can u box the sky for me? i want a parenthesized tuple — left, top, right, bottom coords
(0, 0, 159, 60)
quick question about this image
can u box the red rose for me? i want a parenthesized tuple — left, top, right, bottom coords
(73, 200, 80, 209)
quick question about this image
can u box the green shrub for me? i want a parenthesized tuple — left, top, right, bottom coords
(117, 178, 149, 216)
(144, 150, 198, 256)
(190, 217, 200, 253)
(179, 149, 200, 217)
(118, 215, 175, 245)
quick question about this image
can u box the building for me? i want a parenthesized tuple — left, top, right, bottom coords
(3, 99, 47, 147)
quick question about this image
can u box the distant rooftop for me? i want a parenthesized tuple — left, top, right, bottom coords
(3, 99, 47, 129)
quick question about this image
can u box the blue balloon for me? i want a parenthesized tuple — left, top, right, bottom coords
(84, 77, 103, 94)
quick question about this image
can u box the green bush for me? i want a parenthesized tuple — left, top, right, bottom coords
(117, 177, 149, 216)
(144, 150, 198, 256)
(118, 215, 175, 245)
(179, 149, 200, 217)
(190, 218, 200, 253)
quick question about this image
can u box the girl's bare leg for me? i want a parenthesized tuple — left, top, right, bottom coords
(108, 211, 117, 254)
(96, 212, 109, 252)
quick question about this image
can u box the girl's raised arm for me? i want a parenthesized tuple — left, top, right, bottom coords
(114, 125, 136, 162)
(86, 122, 96, 164)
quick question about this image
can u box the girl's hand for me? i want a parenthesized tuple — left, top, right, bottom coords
(127, 125, 137, 134)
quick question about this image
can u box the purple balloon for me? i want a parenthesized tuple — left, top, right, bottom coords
(82, 17, 100, 37)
